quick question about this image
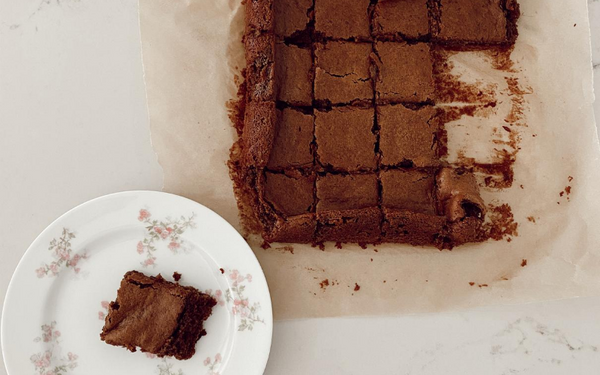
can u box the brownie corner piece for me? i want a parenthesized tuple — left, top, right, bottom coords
(100, 271, 216, 360)
(245, 0, 274, 33)
(264, 213, 317, 243)
(434, 0, 518, 44)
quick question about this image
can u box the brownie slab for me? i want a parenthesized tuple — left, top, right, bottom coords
(315, 107, 377, 171)
(372, 0, 430, 39)
(435, 0, 512, 44)
(315, 42, 373, 104)
(378, 105, 439, 167)
(100, 271, 216, 360)
(374, 42, 434, 103)
(275, 43, 313, 106)
(314, 0, 371, 40)
(267, 108, 314, 169)
(273, 0, 312, 38)
(316, 173, 378, 211)
(381, 169, 436, 215)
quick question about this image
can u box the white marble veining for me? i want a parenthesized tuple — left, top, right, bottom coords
(0, 0, 599, 374)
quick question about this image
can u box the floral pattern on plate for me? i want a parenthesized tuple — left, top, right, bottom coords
(97, 300, 110, 321)
(203, 353, 222, 375)
(35, 228, 88, 278)
(31, 321, 78, 374)
(156, 359, 183, 375)
(136, 209, 196, 267)
(225, 270, 264, 331)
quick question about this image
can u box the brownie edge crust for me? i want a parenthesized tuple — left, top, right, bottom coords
(100, 271, 216, 360)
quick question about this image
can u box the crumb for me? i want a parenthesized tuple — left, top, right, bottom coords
(425, 279, 428, 282)
(261, 241, 271, 249)
(469, 282, 475, 286)
(335, 242, 343, 249)
(532, 134, 537, 137)
(370, 258, 373, 262)
(527, 216, 536, 223)
(507, 237, 512, 242)
(172, 272, 182, 282)
(568, 176, 573, 182)
(219, 268, 225, 274)
(354, 283, 360, 291)
(500, 276, 509, 281)
(519, 185, 524, 189)
(559, 191, 564, 197)
(374, 249, 379, 253)
(478, 284, 488, 288)
(276, 245, 295, 254)
(521, 259, 527, 267)
(502, 126, 511, 132)
(574, 23, 576, 27)
(557, 202, 560, 205)
(358, 243, 367, 249)
(320, 279, 329, 289)
(383, 280, 386, 283)
(565, 186, 571, 195)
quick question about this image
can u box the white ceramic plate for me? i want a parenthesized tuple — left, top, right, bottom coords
(1, 191, 272, 375)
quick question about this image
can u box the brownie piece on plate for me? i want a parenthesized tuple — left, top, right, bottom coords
(100, 271, 216, 360)
(374, 42, 434, 103)
(315, 107, 377, 171)
(314, 41, 373, 105)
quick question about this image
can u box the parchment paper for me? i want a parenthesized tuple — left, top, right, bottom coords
(139, 0, 600, 319)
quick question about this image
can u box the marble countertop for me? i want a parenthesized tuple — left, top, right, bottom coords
(0, 0, 599, 374)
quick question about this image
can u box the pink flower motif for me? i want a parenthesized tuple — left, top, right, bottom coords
(145, 353, 156, 359)
(67, 352, 78, 361)
(36, 267, 46, 278)
(136, 241, 144, 254)
(204, 357, 211, 366)
(49, 264, 58, 274)
(98, 311, 105, 320)
(154, 226, 162, 234)
(166, 227, 173, 234)
(215, 353, 222, 362)
(215, 289, 222, 297)
(241, 310, 248, 318)
(53, 331, 61, 338)
(232, 306, 238, 315)
(144, 258, 155, 266)
(43, 370, 55, 375)
(237, 275, 244, 283)
(138, 209, 151, 221)
(74, 267, 80, 274)
(160, 231, 168, 239)
(234, 299, 241, 306)
(101, 301, 109, 309)
(218, 300, 225, 307)
(58, 250, 70, 261)
(246, 274, 253, 282)
(230, 270, 239, 281)
(242, 299, 249, 307)
(68, 258, 78, 267)
(168, 241, 180, 251)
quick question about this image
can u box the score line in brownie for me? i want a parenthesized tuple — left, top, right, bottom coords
(231, 0, 520, 249)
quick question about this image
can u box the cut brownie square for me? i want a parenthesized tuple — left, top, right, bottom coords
(317, 207, 382, 243)
(314, 0, 371, 40)
(263, 172, 314, 216)
(382, 208, 446, 246)
(316, 173, 378, 211)
(274, 0, 312, 38)
(374, 42, 434, 103)
(245, 33, 275, 102)
(372, 0, 430, 39)
(315, 42, 373, 105)
(267, 108, 314, 169)
(380, 169, 436, 215)
(315, 107, 377, 171)
(275, 43, 313, 106)
(378, 104, 439, 167)
(265, 213, 317, 243)
(242, 101, 276, 167)
(100, 271, 216, 360)
(435, 0, 510, 44)
(246, 0, 273, 33)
